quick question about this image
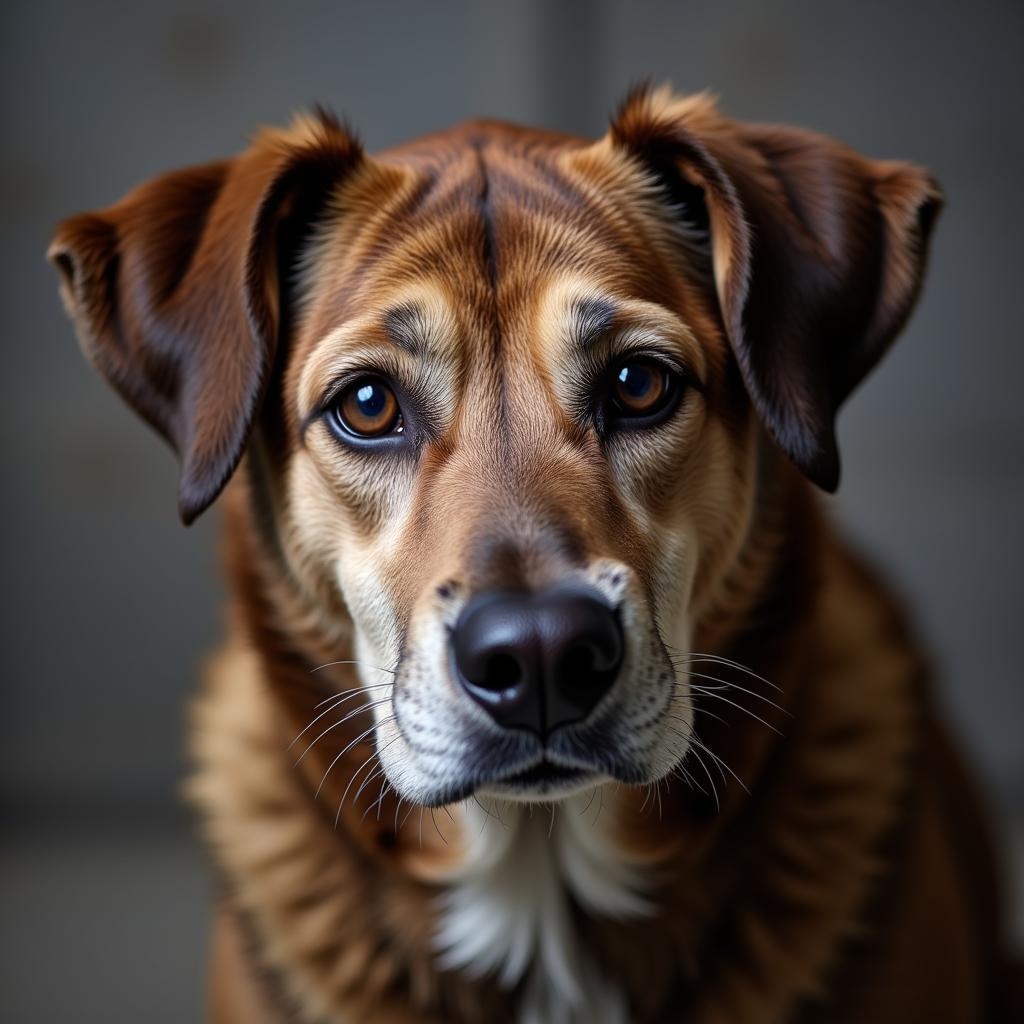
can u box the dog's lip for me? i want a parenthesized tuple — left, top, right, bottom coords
(474, 757, 607, 800)
(426, 761, 597, 806)
(497, 759, 590, 788)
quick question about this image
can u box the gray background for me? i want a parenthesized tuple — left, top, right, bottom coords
(2, 1, 1021, 1019)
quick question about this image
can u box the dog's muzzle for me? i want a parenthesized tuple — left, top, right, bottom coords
(450, 586, 624, 737)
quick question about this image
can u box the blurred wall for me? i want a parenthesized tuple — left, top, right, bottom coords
(3, 0, 1021, 819)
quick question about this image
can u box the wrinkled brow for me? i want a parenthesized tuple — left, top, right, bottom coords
(382, 302, 436, 357)
(569, 296, 619, 353)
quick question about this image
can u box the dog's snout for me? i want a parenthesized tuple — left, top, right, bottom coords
(451, 587, 623, 736)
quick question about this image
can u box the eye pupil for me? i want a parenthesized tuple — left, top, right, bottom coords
(356, 383, 385, 417)
(611, 358, 677, 420)
(617, 364, 654, 401)
(332, 377, 402, 439)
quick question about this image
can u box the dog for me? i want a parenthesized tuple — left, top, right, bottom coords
(49, 87, 1016, 1022)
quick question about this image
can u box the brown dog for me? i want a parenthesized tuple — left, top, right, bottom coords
(50, 88, 1013, 1022)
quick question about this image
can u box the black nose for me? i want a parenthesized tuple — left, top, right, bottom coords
(451, 587, 623, 736)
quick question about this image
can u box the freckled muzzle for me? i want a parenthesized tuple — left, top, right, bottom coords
(450, 586, 624, 737)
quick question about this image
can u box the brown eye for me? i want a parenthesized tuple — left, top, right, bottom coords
(332, 377, 402, 438)
(611, 358, 677, 419)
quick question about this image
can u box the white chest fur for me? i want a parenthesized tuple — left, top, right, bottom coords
(433, 790, 651, 1024)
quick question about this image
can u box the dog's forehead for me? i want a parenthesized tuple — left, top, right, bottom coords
(292, 121, 695, 377)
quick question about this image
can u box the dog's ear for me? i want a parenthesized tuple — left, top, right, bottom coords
(610, 88, 942, 491)
(48, 112, 363, 523)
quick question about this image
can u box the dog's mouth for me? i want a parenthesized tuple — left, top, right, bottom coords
(481, 758, 598, 799)
(384, 688, 686, 806)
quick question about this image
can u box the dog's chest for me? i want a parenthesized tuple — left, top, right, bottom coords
(433, 792, 650, 1024)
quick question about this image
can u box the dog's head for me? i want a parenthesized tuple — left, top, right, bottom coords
(50, 89, 939, 808)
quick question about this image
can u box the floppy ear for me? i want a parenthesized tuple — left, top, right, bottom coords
(48, 112, 363, 523)
(610, 88, 942, 491)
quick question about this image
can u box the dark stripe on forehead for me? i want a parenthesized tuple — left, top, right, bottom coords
(471, 138, 508, 432)
(472, 140, 498, 290)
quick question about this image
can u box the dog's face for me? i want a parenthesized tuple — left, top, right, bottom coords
(284, 122, 755, 806)
(50, 89, 939, 808)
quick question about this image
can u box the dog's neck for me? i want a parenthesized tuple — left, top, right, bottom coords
(434, 796, 647, 1024)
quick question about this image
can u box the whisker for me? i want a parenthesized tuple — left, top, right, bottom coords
(678, 669, 790, 715)
(473, 795, 503, 827)
(294, 697, 393, 766)
(310, 659, 397, 677)
(430, 807, 448, 846)
(639, 782, 654, 815)
(579, 786, 599, 817)
(686, 746, 721, 811)
(350, 760, 386, 813)
(668, 650, 780, 692)
(289, 685, 393, 748)
(313, 715, 395, 801)
(401, 801, 419, 830)
(495, 800, 510, 829)
(674, 759, 710, 799)
(689, 735, 750, 795)
(669, 700, 730, 728)
(350, 735, 403, 809)
(688, 687, 782, 735)
(311, 681, 393, 710)
(358, 775, 391, 824)
(335, 754, 379, 830)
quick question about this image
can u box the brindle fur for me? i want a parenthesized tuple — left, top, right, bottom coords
(50, 89, 1015, 1022)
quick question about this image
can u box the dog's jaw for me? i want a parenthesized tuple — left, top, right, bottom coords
(434, 793, 650, 1024)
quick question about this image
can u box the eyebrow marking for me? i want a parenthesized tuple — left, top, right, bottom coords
(382, 302, 428, 356)
(570, 296, 618, 351)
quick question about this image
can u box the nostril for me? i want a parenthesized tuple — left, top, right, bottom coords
(556, 644, 598, 707)
(558, 643, 596, 682)
(482, 651, 523, 693)
(451, 593, 537, 720)
(542, 595, 623, 730)
(556, 630, 621, 698)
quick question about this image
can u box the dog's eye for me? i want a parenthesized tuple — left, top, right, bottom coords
(609, 358, 679, 421)
(330, 377, 403, 438)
